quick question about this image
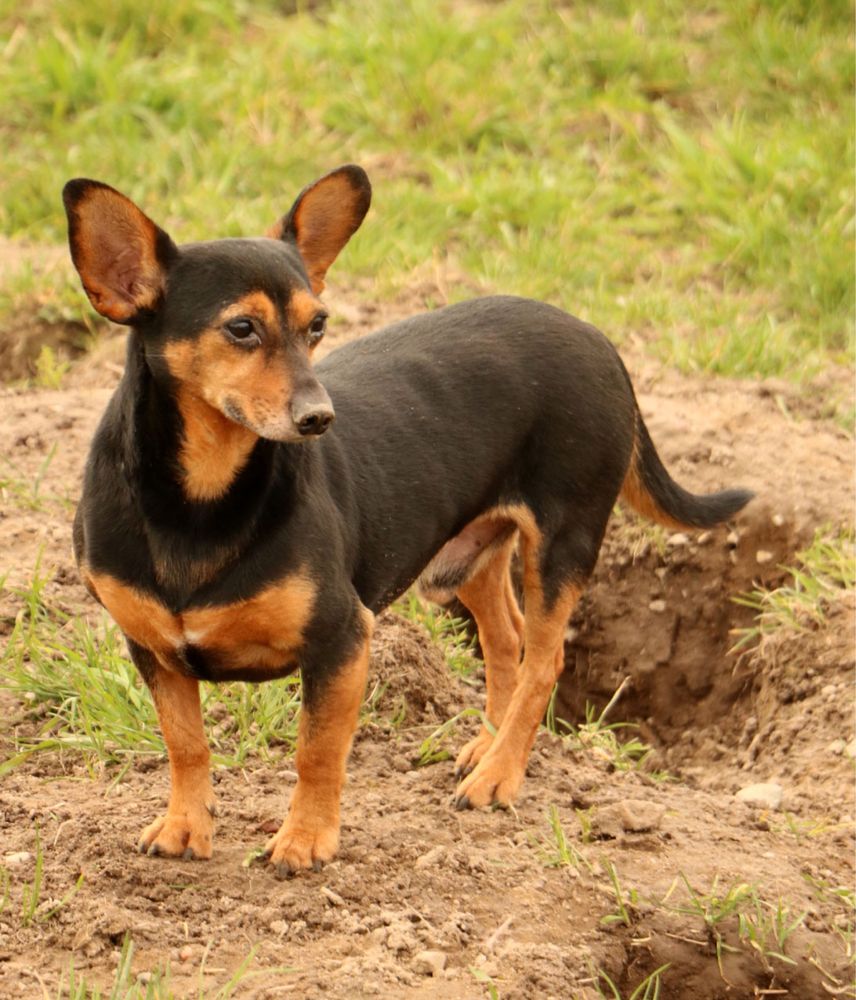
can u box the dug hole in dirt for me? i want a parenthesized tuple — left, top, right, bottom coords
(0, 280, 853, 999)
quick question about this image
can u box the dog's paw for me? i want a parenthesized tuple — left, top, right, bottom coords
(263, 820, 338, 878)
(453, 754, 524, 811)
(453, 729, 494, 780)
(138, 803, 215, 860)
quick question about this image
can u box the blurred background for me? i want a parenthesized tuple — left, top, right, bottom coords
(0, 0, 852, 391)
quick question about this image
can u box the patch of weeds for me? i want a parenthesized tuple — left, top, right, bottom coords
(469, 966, 500, 1000)
(1, 568, 164, 772)
(609, 505, 669, 562)
(0, 443, 65, 513)
(803, 873, 855, 962)
(531, 804, 593, 873)
(731, 526, 855, 652)
(362, 676, 407, 731)
(588, 963, 671, 1000)
(34, 344, 72, 388)
(394, 592, 480, 679)
(15, 826, 84, 929)
(600, 859, 639, 929)
(60, 933, 292, 999)
(775, 812, 851, 842)
(414, 707, 483, 767)
(547, 680, 669, 780)
(660, 874, 807, 976)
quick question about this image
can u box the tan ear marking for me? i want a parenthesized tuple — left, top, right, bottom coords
(269, 165, 371, 294)
(63, 179, 174, 324)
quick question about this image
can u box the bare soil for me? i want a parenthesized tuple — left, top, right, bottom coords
(0, 275, 854, 999)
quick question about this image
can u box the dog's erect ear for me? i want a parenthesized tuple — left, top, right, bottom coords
(63, 180, 177, 324)
(268, 165, 371, 294)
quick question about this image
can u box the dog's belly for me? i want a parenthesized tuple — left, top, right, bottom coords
(84, 568, 315, 681)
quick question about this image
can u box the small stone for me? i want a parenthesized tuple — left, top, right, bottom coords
(755, 550, 774, 564)
(821, 684, 837, 699)
(727, 530, 739, 547)
(619, 799, 666, 833)
(415, 845, 446, 869)
(667, 532, 689, 548)
(697, 531, 713, 545)
(391, 755, 411, 773)
(772, 514, 785, 527)
(269, 920, 289, 935)
(735, 782, 783, 811)
(3, 852, 32, 867)
(412, 950, 447, 976)
(321, 886, 345, 907)
(845, 739, 856, 760)
(828, 739, 846, 756)
(179, 945, 193, 962)
(648, 599, 667, 614)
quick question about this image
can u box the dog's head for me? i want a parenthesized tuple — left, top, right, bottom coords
(63, 166, 371, 442)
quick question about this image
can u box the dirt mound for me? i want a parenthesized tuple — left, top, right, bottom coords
(369, 610, 470, 725)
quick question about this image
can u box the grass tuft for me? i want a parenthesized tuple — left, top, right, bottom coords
(731, 526, 856, 652)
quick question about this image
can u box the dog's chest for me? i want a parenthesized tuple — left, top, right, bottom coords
(84, 568, 316, 679)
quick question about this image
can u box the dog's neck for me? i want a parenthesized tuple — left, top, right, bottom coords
(116, 332, 306, 601)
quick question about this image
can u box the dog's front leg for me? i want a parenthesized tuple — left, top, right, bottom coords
(264, 609, 372, 877)
(130, 642, 216, 859)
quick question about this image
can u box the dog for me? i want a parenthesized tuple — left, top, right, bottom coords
(63, 165, 752, 875)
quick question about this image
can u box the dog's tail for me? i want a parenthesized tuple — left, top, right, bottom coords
(620, 407, 753, 530)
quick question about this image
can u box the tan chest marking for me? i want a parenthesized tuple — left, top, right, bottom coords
(86, 569, 317, 672)
(86, 570, 183, 656)
(182, 575, 316, 670)
(172, 387, 257, 502)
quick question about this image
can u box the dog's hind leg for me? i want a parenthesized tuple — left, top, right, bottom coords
(453, 507, 586, 811)
(454, 534, 524, 778)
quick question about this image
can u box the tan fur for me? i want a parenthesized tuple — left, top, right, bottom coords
(288, 288, 325, 334)
(182, 573, 317, 671)
(69, 186, 165, 322)
(138, 668, 215, 858)
(265, 608, 374, 871)
(163, 291, 296, 442)
(173, 387, 257, 502)
(87, 569, 316, 675)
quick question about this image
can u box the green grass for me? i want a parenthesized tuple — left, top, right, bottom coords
(57, 935, 289, 1000)
(0, 0, 852, 381)
(731, 526, 856, 651)
(0, 565, 305, 772)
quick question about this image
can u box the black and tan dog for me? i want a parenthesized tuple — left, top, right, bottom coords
(63, 165, 752, 875)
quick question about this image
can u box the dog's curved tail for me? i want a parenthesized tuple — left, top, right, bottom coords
(620, 408, 754, 530)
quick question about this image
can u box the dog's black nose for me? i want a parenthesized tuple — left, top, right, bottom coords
(296, 407, 335, 436)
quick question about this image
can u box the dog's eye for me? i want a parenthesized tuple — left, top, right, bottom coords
(224, 318, 261, 347)
(307, 314, 327, 347)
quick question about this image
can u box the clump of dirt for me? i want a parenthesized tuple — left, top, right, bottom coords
(369, 610, 470, 725)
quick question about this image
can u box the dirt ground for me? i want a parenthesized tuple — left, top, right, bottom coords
(0, 267, 854, 998)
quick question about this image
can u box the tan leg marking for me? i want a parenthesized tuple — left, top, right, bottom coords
(265, 610, 373, 875)
(138, 667, 215, 859)
(455, 510, 581, 809)
(454, 535, 524, 777)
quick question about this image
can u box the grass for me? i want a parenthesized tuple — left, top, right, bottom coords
(1, 564, 306, 773)
(731, 525, 856, 652)
(58, 935, 290, 1000)
(0, 0, 852, 382)
(546, 679, 668, 779)
(660, 873, 808, 976)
